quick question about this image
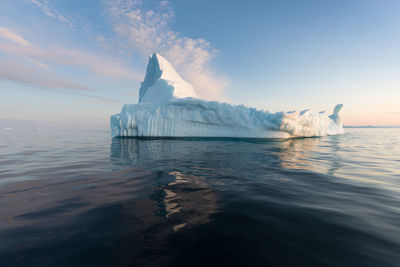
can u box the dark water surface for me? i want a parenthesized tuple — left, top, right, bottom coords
(1, 128, 400, 266)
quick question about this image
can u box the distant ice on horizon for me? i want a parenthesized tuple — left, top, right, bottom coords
(111, 53, 345, 138)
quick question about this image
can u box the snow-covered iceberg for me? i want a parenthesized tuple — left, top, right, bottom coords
(111, 53, 344, 138)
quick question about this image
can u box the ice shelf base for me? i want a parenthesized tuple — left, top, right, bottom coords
(111, 99, 344, 138)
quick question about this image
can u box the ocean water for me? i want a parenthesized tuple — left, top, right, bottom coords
(0, 128, 400, 266)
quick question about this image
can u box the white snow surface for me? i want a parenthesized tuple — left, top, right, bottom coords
(111, 53, 344, 138)
(138, 53, 197, 103)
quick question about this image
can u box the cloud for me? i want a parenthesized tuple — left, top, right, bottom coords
(0, 59, 120, 104)
(104, 0, 229, 100)
(0, 1, 229, 102)
(0, 26, 140, 103)
(23, 57, 48, 68)
(30, 0, 70, 24)
(0, 26, 32, 46)
(0, 41, 141, 80)
(0, 59, 94, 92)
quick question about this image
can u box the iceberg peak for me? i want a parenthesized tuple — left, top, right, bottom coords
(138, 53, 198, 103)
(329, 103, 343, 127)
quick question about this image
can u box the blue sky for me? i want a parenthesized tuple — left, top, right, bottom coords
(0, 0, 399, 127)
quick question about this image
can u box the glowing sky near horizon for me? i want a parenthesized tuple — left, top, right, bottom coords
(0, 0, 399, 127)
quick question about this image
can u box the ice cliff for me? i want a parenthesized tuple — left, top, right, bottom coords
(111, 53, 344, 138)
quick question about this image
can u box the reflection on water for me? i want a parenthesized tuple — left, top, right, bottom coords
(276, 137, 321, 171)
(275, 136, 346, 178)
(111, 138, 218, 232)
(1, 128, 400, 266)
(0, 136, 224, 265)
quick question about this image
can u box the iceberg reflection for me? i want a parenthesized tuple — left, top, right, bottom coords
(110, 138, 218, 232)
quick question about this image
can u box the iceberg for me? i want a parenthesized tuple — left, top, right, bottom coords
(111, 53, 344, 138)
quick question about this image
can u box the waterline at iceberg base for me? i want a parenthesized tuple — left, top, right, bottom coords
(111, 53, 344, 138)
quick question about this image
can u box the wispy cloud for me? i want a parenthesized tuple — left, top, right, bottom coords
(0, 59, 94, 92)
(0, 25, 141, 104)
(23, 57, 48, 68)
(0, 59, 119, 103)
(0, 26, 32, 46)
(0, 39, 141, 80)
(104, 0, 229, 99)
(30, 0, 70, 24)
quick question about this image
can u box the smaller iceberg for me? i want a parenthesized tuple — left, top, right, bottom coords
(111, 53, 344, 138)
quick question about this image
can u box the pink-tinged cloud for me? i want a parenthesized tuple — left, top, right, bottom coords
(0, 59, 94, 92)
(0, 59, 121, 104)
(0, 26, 32, 46)
(0, 26, 141, 103)
(0, 42, 142, 80)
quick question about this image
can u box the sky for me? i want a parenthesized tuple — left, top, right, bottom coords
(0, 0, 399, 127)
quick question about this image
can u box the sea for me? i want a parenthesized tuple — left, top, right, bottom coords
(0, 127, 399, 266)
